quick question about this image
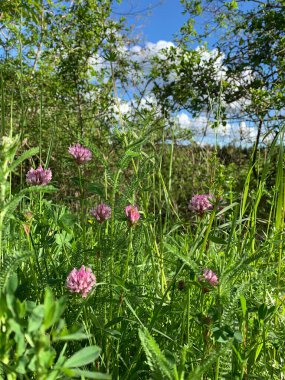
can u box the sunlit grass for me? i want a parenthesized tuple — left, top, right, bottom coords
(0, 122, 285, 379)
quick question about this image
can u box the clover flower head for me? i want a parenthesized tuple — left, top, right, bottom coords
(200, 269, 218, 287)
(68, 143, 92, 164)
(66, 265, 96, 298)
(90, 203, 111, 223)
(188, 194, 213, 215)
(26, 166, 52, 186)
(125, 205, 140, 226)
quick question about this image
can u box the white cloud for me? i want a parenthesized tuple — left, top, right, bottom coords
(112, 95, 161, 121)
(91, 39, 174, 72)
(89, 39, 259, 145)
(129, 40, 175, 60)
(176, 113, 193, 129)
(145, 40, 175, 56)
(118, 101, 131, 115)
(239, 121, 257, 140)
(175, 112, 258, 144)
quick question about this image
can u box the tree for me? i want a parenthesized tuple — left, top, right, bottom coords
(150, 0, 285, 146)
(0, 0, 125, 144)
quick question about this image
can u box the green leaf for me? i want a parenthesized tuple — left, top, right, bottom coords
(38, 349, 56, 368)
(254, 343, 263, 362)
(125, 150, 141, 157)
(216, 202, 239, 217)
(1, 185, 57, 221)
(16, 356, 28, 375)
(71, 369, 111, 379)
(43, 288, 65, 330)
(58, 214, 77, 234)
(8, 319, 25, 356)
(43, 288, 56, 329)
(55, 232, 73, 246)
(51, 297, 66, 327)
(208, 234, 227, 245)
(233, 331, 242, 343)
(23, 185, 58, 194)
(212, 326, 233, 343)
(240, 294, 247, 318)
(55, 330, 91, 341)
(138, 328, 174, 379)
(9, 147, 39, 173)
(5, 273, 18, 317)
(258, 303, 268, 320)
(59, 213, 77, 228)
(6, 272, 18, 294)
(64, 346, 101, 368)
(28, 305, 44, 332)
(45, 370, 61, 380)
(28, 356, 36, 372)
(85, 183, 105, 197)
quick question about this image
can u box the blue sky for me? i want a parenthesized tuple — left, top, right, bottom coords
(113, 0, 256, 47)
(113, 0, 187, 43)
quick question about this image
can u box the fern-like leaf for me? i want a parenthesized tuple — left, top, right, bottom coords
(138, 328, 174, 380)
(8, 147, 39, 173)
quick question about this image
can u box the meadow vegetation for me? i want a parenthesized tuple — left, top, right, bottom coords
(1, 1, 285, 379)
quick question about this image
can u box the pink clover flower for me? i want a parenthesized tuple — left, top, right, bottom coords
(66, 265, 96, 298)
(68, 143, 92, 164)
(26, 166, 52, 186)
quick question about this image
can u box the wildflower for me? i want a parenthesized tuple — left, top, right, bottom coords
(125, 205, 140, 226)
(66, 265, 96, 298)
(200, 269, 219, 287)
(188, 194, 213, 215)
(26, 166, 52, 186)
(68, 143, 92, 164)
(90, 203, 111, 223)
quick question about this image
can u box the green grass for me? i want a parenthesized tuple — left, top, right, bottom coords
(0, 123, 285, 380)
(1, 2, 283, 378)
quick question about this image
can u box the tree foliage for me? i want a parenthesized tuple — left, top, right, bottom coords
(0, 1, 124, 148)
(151, 0, 285, 143)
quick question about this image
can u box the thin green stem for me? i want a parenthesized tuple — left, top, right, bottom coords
(123, 228, 133, 282)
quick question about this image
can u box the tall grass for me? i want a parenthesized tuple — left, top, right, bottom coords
(0, 88, 285, 380)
